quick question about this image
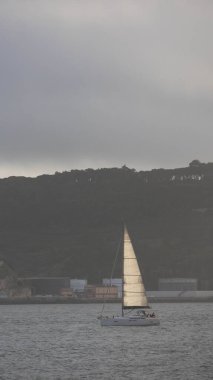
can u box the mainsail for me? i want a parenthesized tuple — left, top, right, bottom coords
(123, 227, 149, 309)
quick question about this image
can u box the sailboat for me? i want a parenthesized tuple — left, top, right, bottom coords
(100, 226, 160, 326)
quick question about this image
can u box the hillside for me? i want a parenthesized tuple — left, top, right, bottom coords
(0, 161, 213, 289)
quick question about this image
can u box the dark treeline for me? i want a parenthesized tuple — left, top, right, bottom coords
(0, 160, 213, 289)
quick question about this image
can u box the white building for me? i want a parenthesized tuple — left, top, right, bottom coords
(102, 278, 122, 298)
(70, 279, 87, 293)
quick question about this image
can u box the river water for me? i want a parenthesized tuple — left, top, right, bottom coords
(0, 303, 212, 379)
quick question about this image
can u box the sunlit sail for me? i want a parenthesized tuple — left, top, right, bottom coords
(123, 227, 148, 309)
(100, 225, 160, 326)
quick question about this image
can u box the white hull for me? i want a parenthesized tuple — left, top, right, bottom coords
(100, 316, 160, 326)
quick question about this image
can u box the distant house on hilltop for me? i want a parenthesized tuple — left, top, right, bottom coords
(189, 159, 203, 168)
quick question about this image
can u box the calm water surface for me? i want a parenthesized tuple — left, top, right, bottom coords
(0, 303, 212, 379)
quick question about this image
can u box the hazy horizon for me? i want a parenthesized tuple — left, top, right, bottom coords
(0, 159, 207, 180)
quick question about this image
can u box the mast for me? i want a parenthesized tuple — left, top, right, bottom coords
(122, 224, 124, 316)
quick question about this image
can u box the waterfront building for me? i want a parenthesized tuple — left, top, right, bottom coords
(158, 278, 198, 291)
(85, 285, 118, 299)
(20, 277, 70, 295)
(70, 279, 87, 293)
(102, 278, 122, 298)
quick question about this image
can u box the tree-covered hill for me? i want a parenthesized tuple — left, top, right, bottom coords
(1, 161, 213, 289)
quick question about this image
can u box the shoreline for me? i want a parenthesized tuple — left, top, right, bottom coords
(0, 296, 213, 305)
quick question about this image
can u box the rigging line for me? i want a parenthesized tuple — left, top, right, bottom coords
(100, 234, 122, 316)
(110, 234, 122, 282)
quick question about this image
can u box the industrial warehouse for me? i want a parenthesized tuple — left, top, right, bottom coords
(1, 260, 213, 303)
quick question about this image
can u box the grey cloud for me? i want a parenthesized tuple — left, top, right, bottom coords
(0, 1, 213, 177)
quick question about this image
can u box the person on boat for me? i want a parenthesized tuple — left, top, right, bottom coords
(136, 310, 146, 318)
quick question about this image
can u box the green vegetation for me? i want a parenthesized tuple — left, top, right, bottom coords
(0, 260, 16, 279)
(1, 162, 213, 289)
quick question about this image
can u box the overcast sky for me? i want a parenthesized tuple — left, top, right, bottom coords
(0, 1, 213, 177)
